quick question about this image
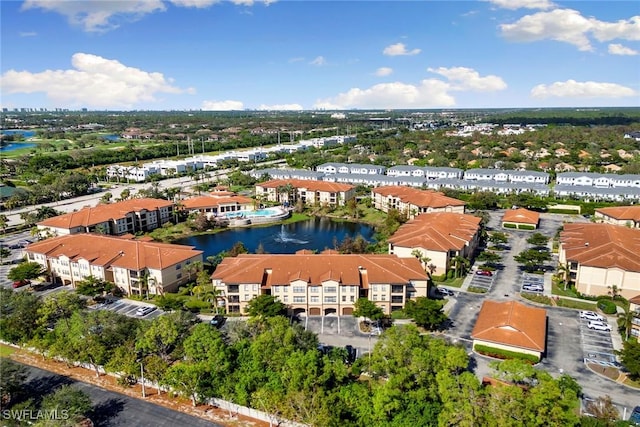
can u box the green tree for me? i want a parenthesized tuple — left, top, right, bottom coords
(36, 290, 86, 330)
(40, 385, 92, 426)
(246, 294, 287, 318)
(0, 214, 8, 233)
(526, 232, 549, 248)
(352, 297, 384, 322)
(488, 231, 509, 245)
(617, 339, 640, 380)
(404, 297, 447, 330)
(0, 288, 42, 344)
(74, 276, 114, 296)
(136, 311, 196, 362)
(584, 395, 619, 425)
(7, 261, 44, 282)
(0, 359, 28, 406)
(162, 362, 208, 407)
(514, 249, 552, 272)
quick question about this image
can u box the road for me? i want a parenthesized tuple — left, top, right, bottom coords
(6, 361, 222, 427)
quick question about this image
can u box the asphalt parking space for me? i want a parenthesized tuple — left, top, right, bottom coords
(578, 316, 618, 367)
(468, 272, 495, 291)
(521, 272, 545, 293)
(91, 299, 163, 320)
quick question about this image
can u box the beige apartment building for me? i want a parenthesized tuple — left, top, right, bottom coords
(36, 198, 174, 237)
(594, 206, 640, 228)
(181, 192, 254, 217)
(255, 179, 355, 207)
(371, 186, 465, 219)
(388, 212, 482, 276)
(558, 223, 640, 299)
(211, 252, 429, 315)
(25, 234, 203, 295)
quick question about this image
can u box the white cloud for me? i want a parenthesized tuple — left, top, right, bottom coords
(257, 103, 303, 111)
(201, 100, 244, 110)
(500, 9, 593, 51)
(21, 0, 275, 32)
(427, 67, 507, 91)
(500, 9, 640, 51)
(169, 0, 220, 8)
(487, 0, 554, 10)
(313, 80, 455, 110)
(288, 57, 305, 63)
(608, 43, 639, 56)
(21, 0, 166, 32)
(530, 80, 637, 98)
(0, 53, 189, 109)
(374, 67, 393, 77)
(309, 56, 326, 66)
(382, 43, 421, 56)
(19, 31, 37, 37)
(590, 16, 640, 42)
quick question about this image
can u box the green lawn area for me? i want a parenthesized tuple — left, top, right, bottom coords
(555, 298, 597, 310)
(551, 281, 582, 298)
(432, 277, 464, 288)
(0, 344, 16, 357)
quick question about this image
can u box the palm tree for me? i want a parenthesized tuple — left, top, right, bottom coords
(0, 214, 8, 234)
(450, 255, 470, 278)
(607, 284, 620, 300)
(617, 306, 635, 341)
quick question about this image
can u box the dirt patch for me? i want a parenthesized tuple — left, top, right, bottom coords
(7, 347, 269, 427)
(586, 363, 619, 381)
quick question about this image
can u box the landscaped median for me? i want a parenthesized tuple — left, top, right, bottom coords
(473, 344, 540, 364)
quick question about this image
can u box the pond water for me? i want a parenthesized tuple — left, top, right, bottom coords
(176, 217, 376, 258)
(1, 130, 36, 151)
(0, 142, 36, 152)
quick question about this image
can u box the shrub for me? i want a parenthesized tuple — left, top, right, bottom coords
(468, 286, 488, 294)
(474, 344, 539, 364)
(503, 223, 517, 229)
(597, 299, 617, 315)
(517, 224, 536, 230)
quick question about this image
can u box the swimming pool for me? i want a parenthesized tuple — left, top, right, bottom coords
(225, 207, 286, 218)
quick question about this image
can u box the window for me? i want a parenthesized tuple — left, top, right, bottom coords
(324, 296, 337, 303)
(381, 294, 387, 301)
(350, 295, 355, 302)
(293, 286, 306, 293)
(273, 286, 279, 293)
(310, 296, 319, 303)
(244, 294, 250, 301)
(342, 295, 346, 302)
(325, 286, 337, 293)
(176, 273, 182, 279)
(176, 264, 181, 270)
(293, 296, 305, 303)
(372, 294, 377, 301)
(372, 285, 378, 292)
(310, 287, 319, 293)
(283, 295, 289, 303)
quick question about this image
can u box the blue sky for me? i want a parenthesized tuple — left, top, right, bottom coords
(1, 0, 639, 111)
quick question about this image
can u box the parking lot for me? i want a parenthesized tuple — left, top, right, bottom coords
(88, 298, 164, 320)
(468, 269, 497, 292)
(520, 272, 545, 294)
(578, 313, 619, 368)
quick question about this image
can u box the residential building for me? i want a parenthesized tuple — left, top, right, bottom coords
(211, 252, 429, 315)
(255, 179, 355, 206)
(471, 300, 547, 360)
(37, 198, 174, 237)
(388, 212, 482, 276)
(316, 162, 386, 175)
(502, 208, 540, 230)
(181, 192, 254, 218)
(558, 223, 640, 299)
(556, 172, 640, 188)
(25, 234, 203, 294)
(386, 165, 463, 180)
(629, 295, 640, 339)
(594, 206, 640, 228)
(463, 168, 550, 184)
(371, 186, 466, 219)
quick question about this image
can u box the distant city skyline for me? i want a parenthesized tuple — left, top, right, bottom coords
(1, 0, 639, 111)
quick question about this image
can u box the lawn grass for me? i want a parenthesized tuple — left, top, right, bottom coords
(551, 281, 582, 298)
(555, 298, 598, 310)
(0, 344, 16, 357)
(432, 277, 464, 288)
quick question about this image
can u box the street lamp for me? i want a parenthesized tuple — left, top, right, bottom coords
(136, 355, 146, 398)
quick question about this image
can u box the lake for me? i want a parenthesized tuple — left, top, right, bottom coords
(176, 217, 376, 258)
(1, 130, 37, 152)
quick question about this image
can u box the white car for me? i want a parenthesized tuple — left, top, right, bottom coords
(580, 311, 604, 321)
(587, 321, 611, 331)
(436, 288, 455, 296)
(136, 306, 157, 317)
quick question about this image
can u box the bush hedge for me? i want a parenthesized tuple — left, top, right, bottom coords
(474, 344, 540, 364)
(517, 224, 536, 230)
(503, 223, 517, 229)
(597, 299, 617, 315)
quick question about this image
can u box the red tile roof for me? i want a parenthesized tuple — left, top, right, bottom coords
(388, 212, 482, 252)
(595, 206, 640, 222)
(212, 253, 427, 289)
(257, 179, 354, 193)
(471, 300, 547, 352)
(181, 195, 253, 210)
(37, 198, 173, 229)
(502, 208, 540, 225)
(560, 223, 640, 272)
(373, 186, 466, 209)
(26, 234, 201, 271)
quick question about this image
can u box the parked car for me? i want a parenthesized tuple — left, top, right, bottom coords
(344, 345, 357, 364)
(209, 314, 225, 328)
(522, 284, 543, 292)
(135, 306, 157, 317)
(12, 279, 31, 288)
(475, 270, 493, 277)
(587, 321, 611, 331)
(580, 311, 604, 321)
(436, 287, 455, 296)
(629, 406, 640, 426)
